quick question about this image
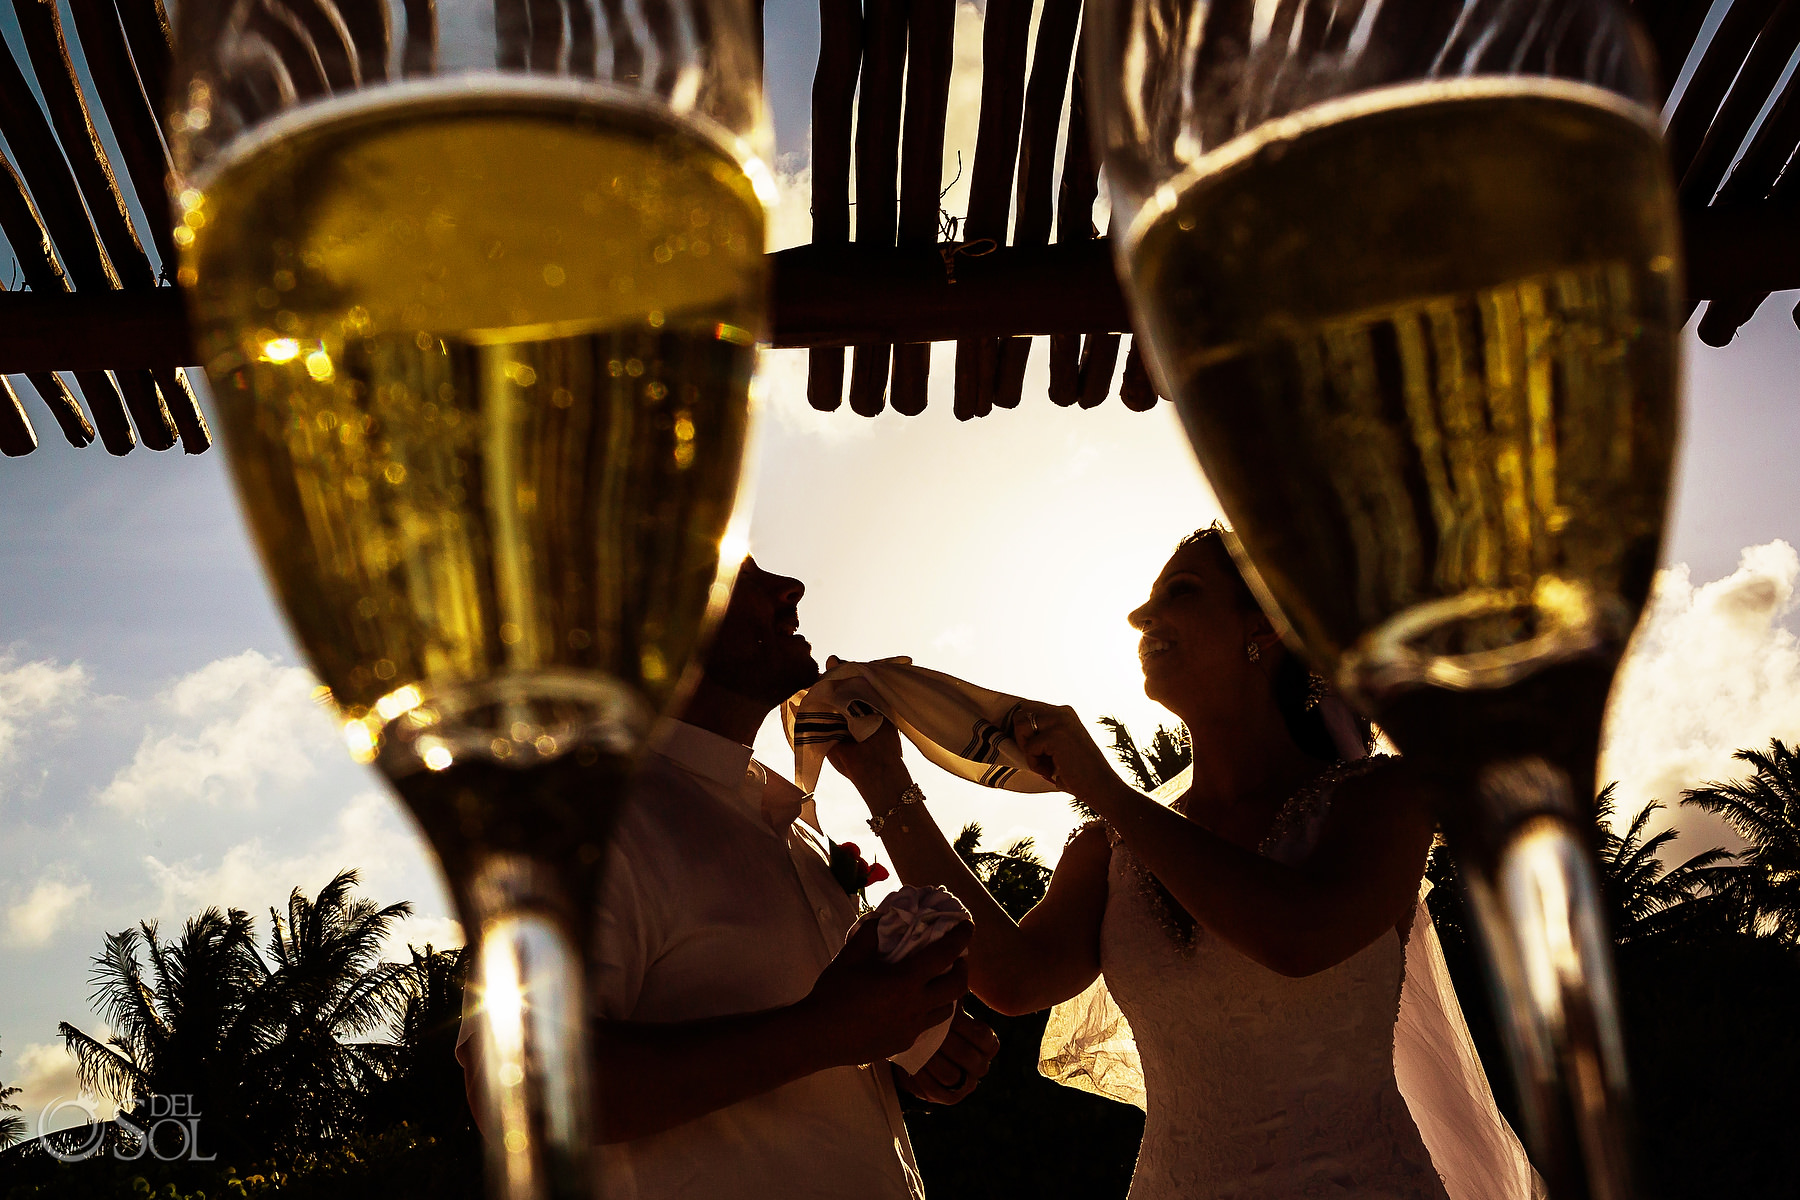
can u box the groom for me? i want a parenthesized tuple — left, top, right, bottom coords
(461, 558, 999, 1200)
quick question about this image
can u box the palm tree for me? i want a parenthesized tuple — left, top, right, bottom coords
(1, 1039, 26, 1149)
(1682, 739, 1800, 943)
(366, 944, 476, 1138)
(251, 869, 415, 1149)
(58, 904, 267, 1154)
(953, 823, 1052, 919)
(1591, 786, 1733, 945)
(1098, 717, 1191, 792)
(57, 870, 417, 1161)
(1430, 784, 1732, 949)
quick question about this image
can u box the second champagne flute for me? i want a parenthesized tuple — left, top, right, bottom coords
(166, 2, 774, 1195)
(1086, 2, 1681, 1197)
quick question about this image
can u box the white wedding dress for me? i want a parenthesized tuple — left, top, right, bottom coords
(1093, 767, 1453, 1200)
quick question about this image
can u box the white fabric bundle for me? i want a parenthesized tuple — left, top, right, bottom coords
(855, 884, 971, 1074)
(782, 657, 1058, 795)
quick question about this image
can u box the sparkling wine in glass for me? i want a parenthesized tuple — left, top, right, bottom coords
(1087, 3, 1680, 1196)
(166, 5, 771, 1195)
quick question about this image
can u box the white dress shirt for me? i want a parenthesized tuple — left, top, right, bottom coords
(586, 719, 925, 1200)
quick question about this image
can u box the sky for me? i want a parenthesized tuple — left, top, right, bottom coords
(3, 0, 1800, 1139)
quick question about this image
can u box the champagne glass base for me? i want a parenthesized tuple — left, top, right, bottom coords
(1461, 760, 1637, 1200)
(472, 891, 595, 1200)
(380, 673, 650, 1200)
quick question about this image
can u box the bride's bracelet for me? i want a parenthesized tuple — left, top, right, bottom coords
(867, 783, 925, 836)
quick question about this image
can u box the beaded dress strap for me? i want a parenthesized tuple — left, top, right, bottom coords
(1256, 755, 1391, 856)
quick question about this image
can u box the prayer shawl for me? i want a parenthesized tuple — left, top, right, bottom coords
(782, 657, 1057, 795)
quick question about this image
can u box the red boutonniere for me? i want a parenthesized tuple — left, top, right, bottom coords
(829, 840, 890, 908)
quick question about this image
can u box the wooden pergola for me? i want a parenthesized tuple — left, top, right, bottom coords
(1, 0, 1798, 456)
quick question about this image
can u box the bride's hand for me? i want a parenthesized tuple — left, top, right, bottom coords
(825, 716, 911, 796)
(1013, 704, 1125, 802)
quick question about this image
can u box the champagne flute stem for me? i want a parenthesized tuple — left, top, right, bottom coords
(471, 880, 594, 1200)
(1462, 758, 1635, 1200)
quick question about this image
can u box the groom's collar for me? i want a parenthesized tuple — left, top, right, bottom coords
(650, 719, 755, 792)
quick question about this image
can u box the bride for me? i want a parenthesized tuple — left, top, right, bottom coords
(826, 527, 1459, 1199)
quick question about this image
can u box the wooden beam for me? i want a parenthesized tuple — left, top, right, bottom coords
(773, 239, 1128, 346)
(4, 210, 1798, 374)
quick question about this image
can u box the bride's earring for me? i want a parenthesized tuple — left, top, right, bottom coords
(1245, 640, 1261, 663)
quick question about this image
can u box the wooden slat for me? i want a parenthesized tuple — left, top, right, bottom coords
(401, 0, 438, 76)
(1680, 0, 1800, 209)
(67, 0, 176, 271)
(953, 0, 1033, 418)
(1632, 0, 1719, 101)
(1074, 212, 1121, 408)
(848, 0, 907, 416)
(891, 0, 955, 416)
(339, 0, 394, 82)
(24, 370, 96, 446)
(1187, 0, 1255, 149)
(0, 51, 135, 452)
(286, 0, 362, 90)
(1693, 7, 1800, 344)
(995, 0, 1080, 409)
(641, 0, 681, 99)
(1665, 0, 1782, 178)
(1362, 0, 1465, 82)
(597, 0, 645, 82)
(241, 1, 332, 99)
(496, 0, 530, 68)
(152, 364, 210, 450)
(0, 38, 118, 289)
(0, 375, 39, 456)
(1048, 33, 1097, 408)
(1119, 341, 1157, 410)
(114, 0, 170, 115)
(82, 0, 213, 451)
(568, 0, 599, 77)
(114, 0, 172, 123)
(806, 0, 862, 411)
(14, 0, 178, 450)
(528, 0, 566, 72)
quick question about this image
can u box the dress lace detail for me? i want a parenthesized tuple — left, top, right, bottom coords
(1100, 758, 1450, 1200)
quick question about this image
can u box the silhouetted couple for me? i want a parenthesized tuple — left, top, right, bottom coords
(464, 538, 1537, 1199)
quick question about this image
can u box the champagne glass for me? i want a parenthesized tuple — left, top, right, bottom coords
(166, 3, 771, 1195)
(1086, 3, 1679, 1197)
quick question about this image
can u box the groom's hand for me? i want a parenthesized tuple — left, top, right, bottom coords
(802, 918, 972, 1068)
(896, 1007, 1001, 1105)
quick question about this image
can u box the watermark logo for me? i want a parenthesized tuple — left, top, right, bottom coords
(35, 1094, 216, 1163)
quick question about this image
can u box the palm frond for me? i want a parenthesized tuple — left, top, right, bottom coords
(317, 962, 417, 1040)
(1098, 716, 1156, 791)
(58, 1023, 148, 1108)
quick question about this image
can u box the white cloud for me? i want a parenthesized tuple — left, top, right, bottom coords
(8, 1039, 118, 1133)
(0, 655, 89, 769)
(768, 161, 813, 253)
(1600, 541, 1800, 832)
(142, 789, 458, 962)
(383, 913, 465, 962)
(97, 651, 338, 814)
(145, 790, 404, 918)
(4, 873, 92, 949)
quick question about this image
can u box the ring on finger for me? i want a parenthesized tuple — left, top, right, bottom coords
(944, 1063, 969, 1091)
(1023, 711, 1039, 736)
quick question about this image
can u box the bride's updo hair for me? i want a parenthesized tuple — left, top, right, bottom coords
(1177, 525, 1372, 763)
